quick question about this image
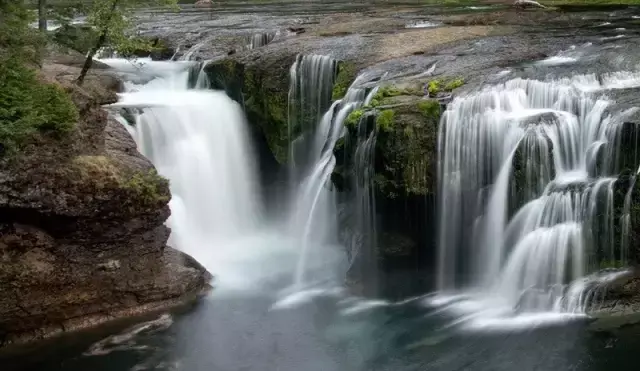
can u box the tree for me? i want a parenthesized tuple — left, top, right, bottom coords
(38, 0, 47, 31)
(76, 0, 178, 85)
(0, 1, 78, 154)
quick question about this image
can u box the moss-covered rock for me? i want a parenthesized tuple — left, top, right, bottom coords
(332, 61, 357, 101)
(374, 99, 440, 198)
(425, 77, 465, 97)
(345, 109, 364, 128)
(204, 56, 293, 163)
(375, 109, 395, 132)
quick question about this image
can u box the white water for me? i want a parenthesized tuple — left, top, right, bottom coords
(436, 73, 640, 327)
(103, 59, 310, 292)
(286, 55, 381, 293)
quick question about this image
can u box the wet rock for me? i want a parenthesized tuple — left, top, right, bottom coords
(287, 27, 306, 34)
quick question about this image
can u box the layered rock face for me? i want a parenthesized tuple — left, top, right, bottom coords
(0, 60, 210, 346)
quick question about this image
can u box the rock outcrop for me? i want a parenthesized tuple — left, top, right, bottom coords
(334, 85, 443, 277)
(0, 59, 211, 347)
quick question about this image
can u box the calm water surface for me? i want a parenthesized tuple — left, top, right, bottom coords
(4, 288, 640, 371)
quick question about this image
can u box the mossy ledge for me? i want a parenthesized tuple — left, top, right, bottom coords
(332, 61, 358, 101)
(204, 57, 293, 164)
(337, 95, 442, 199)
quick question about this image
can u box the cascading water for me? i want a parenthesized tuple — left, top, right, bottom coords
(435, 75, 640, 325)
(103, 58, 300, 291)
(286, 55, 380, 290)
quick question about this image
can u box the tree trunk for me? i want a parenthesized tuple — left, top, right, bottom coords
(76, 0, 120, 86)
(38, 0, 47, 31)
(76, 33, 107, 86)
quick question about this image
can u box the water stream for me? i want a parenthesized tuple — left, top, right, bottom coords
(434, 75, 640, 327)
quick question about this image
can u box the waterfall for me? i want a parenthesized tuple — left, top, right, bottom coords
(104, 59, 274, 290)
(247, 32, 276, 49)
(347, 110, 379, 293)
(436, 75, 638, 320)
(286, 55, 380, 289)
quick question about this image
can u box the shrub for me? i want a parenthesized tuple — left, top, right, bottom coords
(0, 58, 78, 153)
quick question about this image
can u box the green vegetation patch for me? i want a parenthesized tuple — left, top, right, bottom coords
(122, 169, 171, 205)
(426, 77, 465, 97)
(74, 155, 170, 205)
(0, 3, 78, 155)
(376, 109, 395, 132)
(0, 61, 78, 154)
(416, 100, 440, 120)
(332, 61, 357, 101)
(345, 109, 364, 128)
(53, 24, 99, 54)
(370, 85, 423, 107)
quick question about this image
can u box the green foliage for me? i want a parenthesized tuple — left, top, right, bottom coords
(53, 24, 99, 54)
(332, 61, 357, 101)
(376, 109, 395, 132)
(416, 100, 440, 120)
(427, 77, 465, 96)
(0, 2, 78, 154)
(122, 169, 170, 205)
(370, 85, 423, 107)
(444, 78, 464, 91)
(599, 260, 625, 269)
(427, 80, 441, 96)
(0, 1, 46, 63)
(345, 109, 364, 128)
(0, 60, 78, 152)
(74, 155, 170, 204)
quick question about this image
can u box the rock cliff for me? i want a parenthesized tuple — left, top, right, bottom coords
(0, 54, 211, 347)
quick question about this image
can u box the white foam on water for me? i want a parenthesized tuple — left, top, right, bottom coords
(339, 299, 390, 316)
(601, 34, 626, 41)
(536, 56, 578, 66)
(405, 21, 439, 28)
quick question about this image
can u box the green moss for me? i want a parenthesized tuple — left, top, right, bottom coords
(0, 58, 78, 153)
(206, 59, 290, 163)
(427, 80, 441, 96)
(73, 155, 121, 186)
(599, 260, 625, 269)
(345, 109, 364, 128)
(332, 61, 357, 101)
(73, 156, 169, 205)
(121, 169, 170, 206)
(444, 78, 464, 91)
(371, 86, 424, 106)
(426, 77, 465, 97)
(368, 98, 380, 108)
(376, 109, 395, 132)
(416, 100, 440, 120)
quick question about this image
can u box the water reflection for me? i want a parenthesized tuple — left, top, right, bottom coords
(4, 287, 640, 371)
